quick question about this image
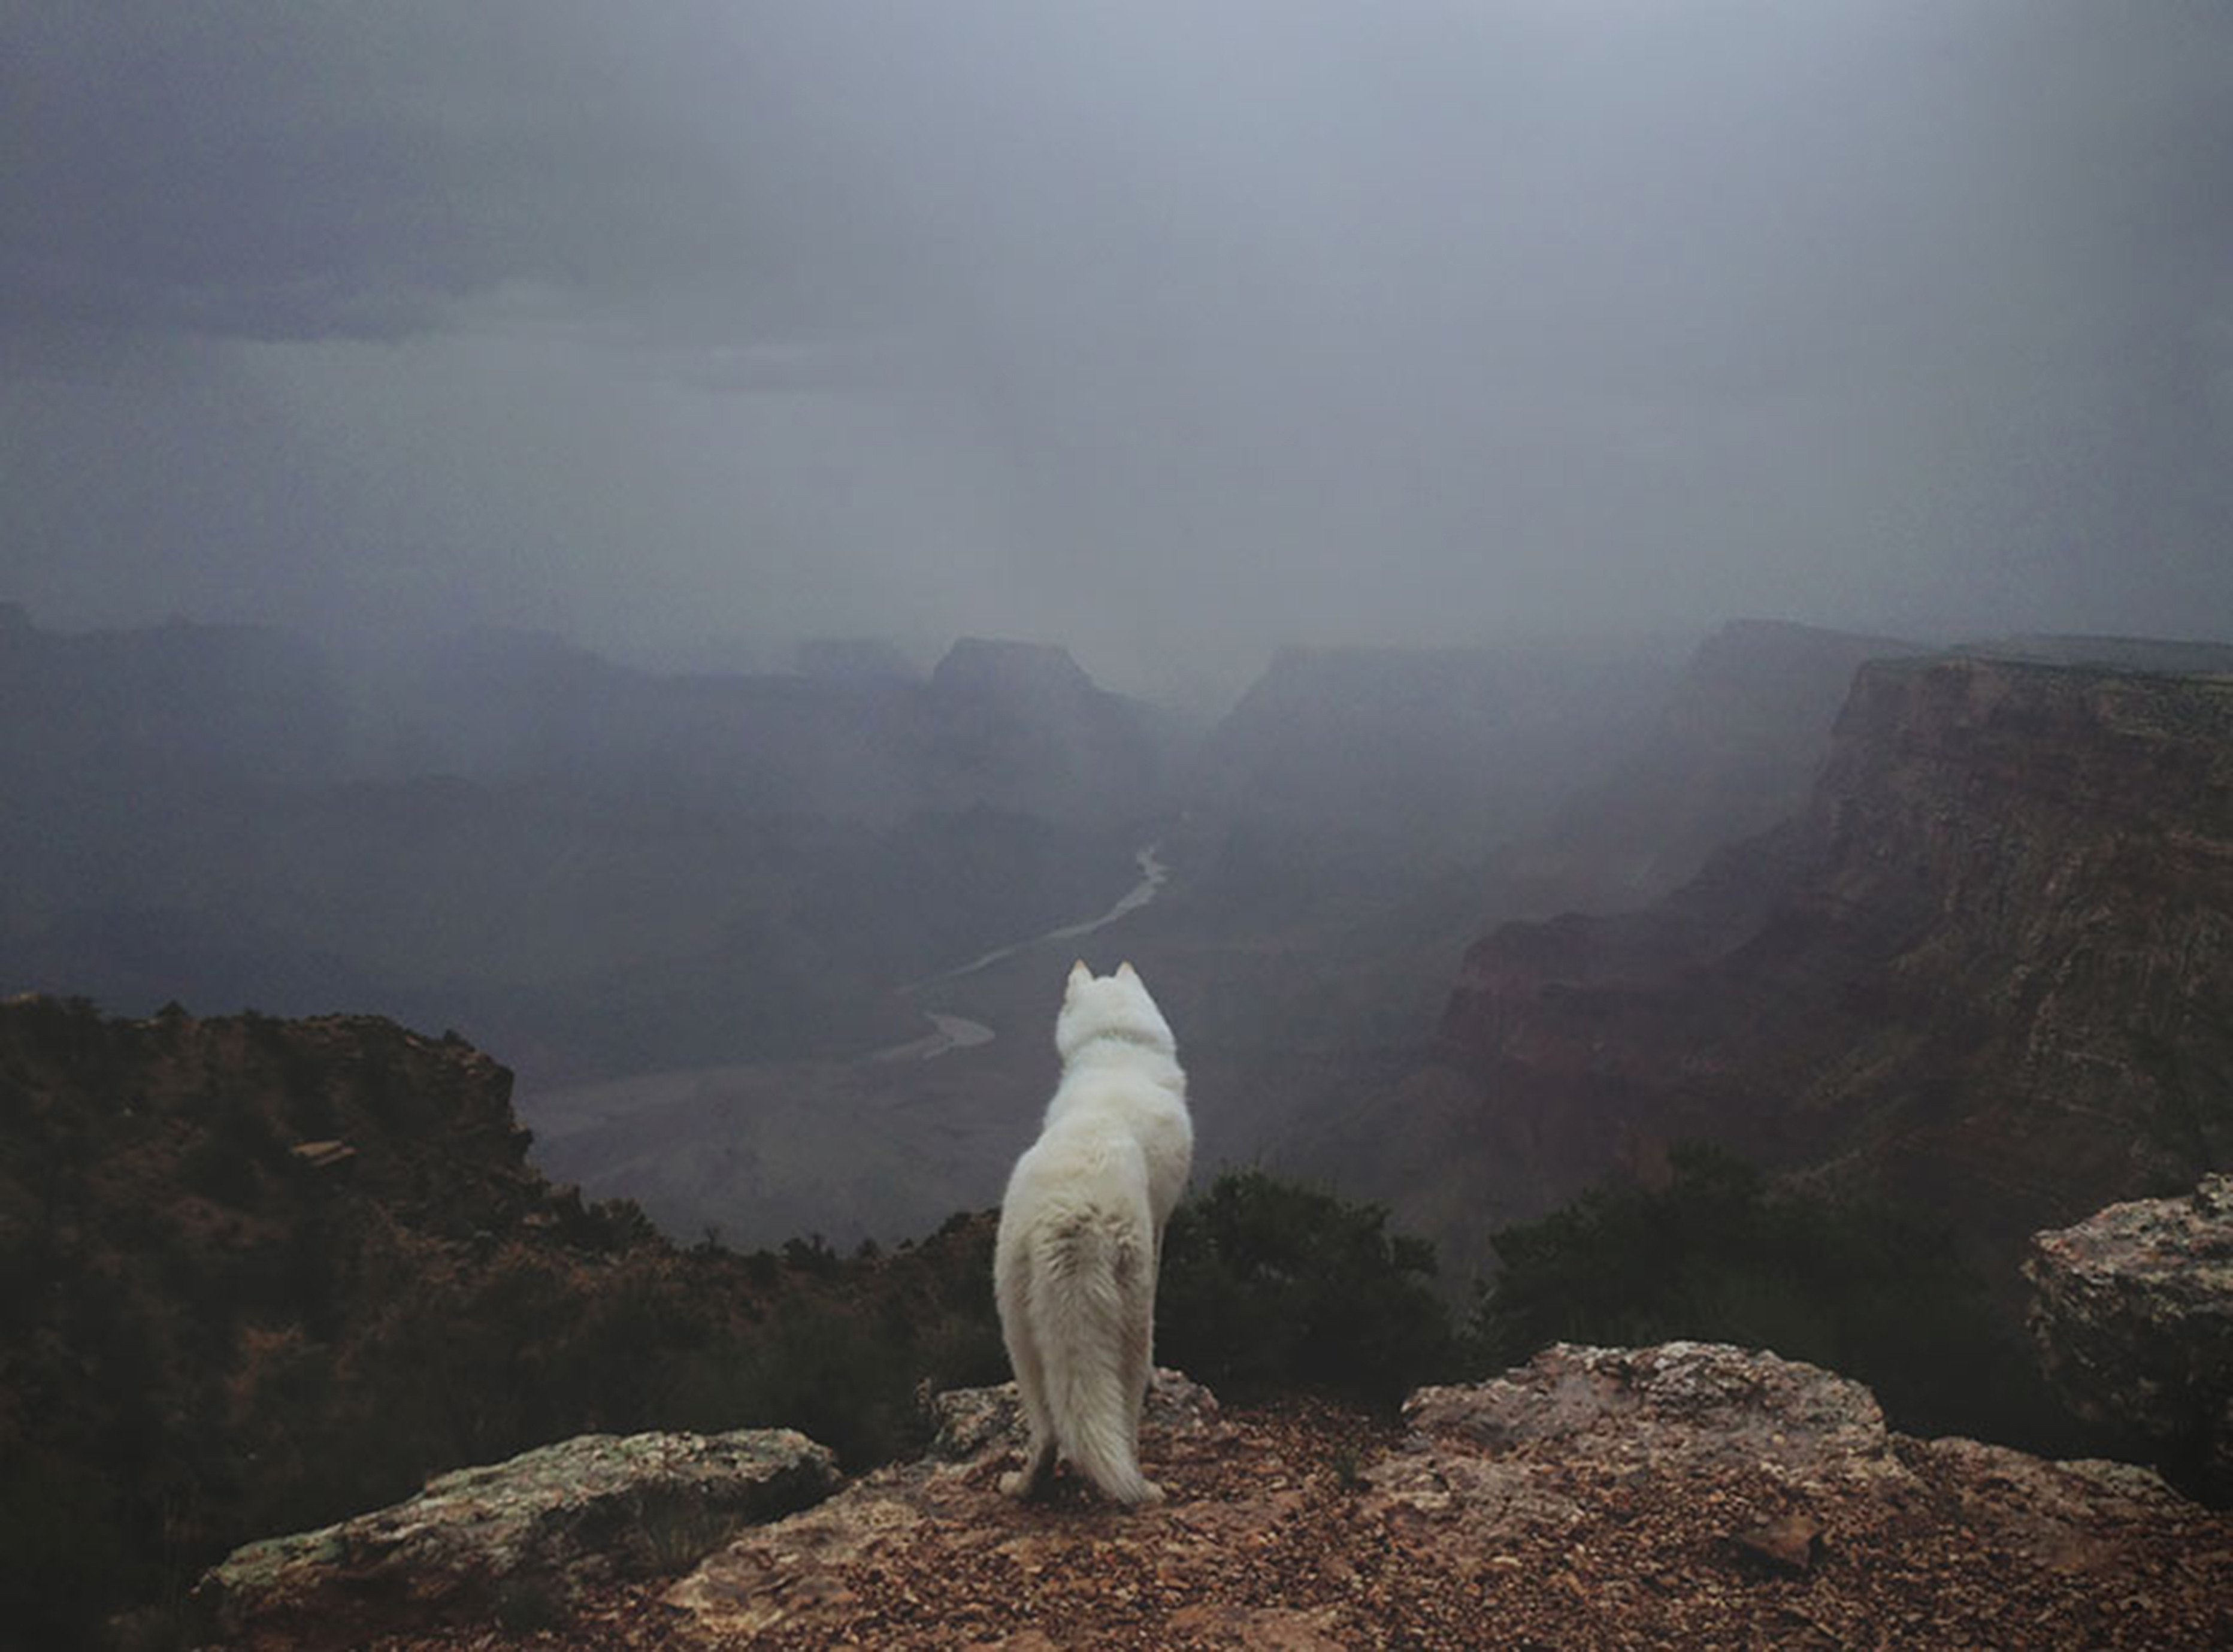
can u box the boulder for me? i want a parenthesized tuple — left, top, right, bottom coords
(193, 1427, 838, 1649)
(2025, 1172, 2233, 1498)
(1392, 1339, 1901, 1493)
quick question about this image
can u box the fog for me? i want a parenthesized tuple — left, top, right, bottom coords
(5, 1, 2230, 700)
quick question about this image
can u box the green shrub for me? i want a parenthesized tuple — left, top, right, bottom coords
(1471, 1143, 2077, 1448)
(725, 1306, 928, 1469)
(1158, 1170, 1456, 1410)
(780, 1233, 842, 1277)
(0, 1450, 138, 1650)
(282, 1072, 338, 1139)
(181, 1098, 283, 1210)
(633, 1500, 747, 1574)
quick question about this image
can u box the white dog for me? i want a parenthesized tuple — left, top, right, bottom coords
(993, 960, 1194, 1505)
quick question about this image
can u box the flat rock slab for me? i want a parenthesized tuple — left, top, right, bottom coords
(1398, 1339, 1899, 1482)
(195, 1428, 837, 1649)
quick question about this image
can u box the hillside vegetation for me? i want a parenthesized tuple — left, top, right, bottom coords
(2, 996, 2111, 1647)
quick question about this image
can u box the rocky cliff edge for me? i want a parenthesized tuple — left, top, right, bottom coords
(2028, 1172, 2233, 1500)
(202, 1342, 2233, 1650)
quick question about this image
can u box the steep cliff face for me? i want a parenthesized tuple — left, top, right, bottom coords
(1386, 655, 2233, 1273)
(1753, 655, 2233, 1218)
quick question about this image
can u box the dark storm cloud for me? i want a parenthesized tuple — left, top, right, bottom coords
(5, 3, 497, 340)
(1, 2, 915, 344)
(4, 1, 2231, 677)
(17, 2, 2224, 365)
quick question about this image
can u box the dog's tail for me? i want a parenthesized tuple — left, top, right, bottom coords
(1029, 1208, 1158, 1504)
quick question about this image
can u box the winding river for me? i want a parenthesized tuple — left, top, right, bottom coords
(875, 840, 1169, 1060)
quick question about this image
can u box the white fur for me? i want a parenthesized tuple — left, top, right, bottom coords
(993, 961, 1193, 1505)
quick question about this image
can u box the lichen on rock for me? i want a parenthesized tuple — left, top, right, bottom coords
(1397, 1339, 1899, 1485)
(2025, 1171, 2233, 1499)
(193, 1427, 838, 1648)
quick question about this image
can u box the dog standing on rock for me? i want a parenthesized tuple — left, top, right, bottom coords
(994, 961, 1193, 1505)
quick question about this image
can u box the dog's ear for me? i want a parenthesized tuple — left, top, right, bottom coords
(1068, 960, 1091, 990)
(1116, 960, 1137, 981)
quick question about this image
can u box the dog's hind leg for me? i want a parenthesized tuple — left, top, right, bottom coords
(999, 1262, 1058, 1499)
(1112, 1262, 1163, 1503)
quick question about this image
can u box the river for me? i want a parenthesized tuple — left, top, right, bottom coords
(877, 840, 1169, 1059)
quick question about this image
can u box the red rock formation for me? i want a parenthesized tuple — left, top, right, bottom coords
(1403, 654, 2233, 1276)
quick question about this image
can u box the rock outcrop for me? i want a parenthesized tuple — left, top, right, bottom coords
(196, 1429, 839, 1650)
(1341, 653, 2233, 1276)
(915, 636, 1177, 827)
(298, 1347, 2233, 1648)
(2027, 1172, 2233, 1499)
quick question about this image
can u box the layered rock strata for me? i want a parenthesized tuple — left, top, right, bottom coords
(1393, 655, 2233, 1272)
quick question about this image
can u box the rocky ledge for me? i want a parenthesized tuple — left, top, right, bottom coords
(196, 1429, 839, 1650)
(205, 1345, 2233, 1649)
(2027, 1172, 2233, 1499)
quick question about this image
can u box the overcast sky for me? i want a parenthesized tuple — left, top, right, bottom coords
(4, 1, 2229, 695)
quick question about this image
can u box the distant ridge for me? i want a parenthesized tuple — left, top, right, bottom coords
(1959, 632, 2233, 676)
(928, 636, 1098, 700)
